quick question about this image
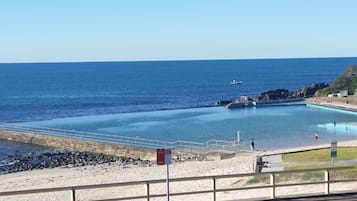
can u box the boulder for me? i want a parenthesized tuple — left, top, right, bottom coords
(0, 149, 153, 175)
(252, 82, 329, 101)
(253, 89, 290, 101)
(292, 83, 329, 98)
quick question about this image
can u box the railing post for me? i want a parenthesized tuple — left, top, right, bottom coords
(325, 169, 330, 194)
(270, 173, 275, 199)
(71, 187, 76, 201)
(145, 182, 150, 201)
(212, 176, 216, 201)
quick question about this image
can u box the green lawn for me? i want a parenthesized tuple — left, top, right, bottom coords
(282, 147, 357, 163)
(284, 164, 357, 181)
(246, 148, 357, 185)
(282, 148, 357, 180)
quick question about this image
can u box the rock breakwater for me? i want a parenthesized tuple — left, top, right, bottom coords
(0, 149, 152, 174)
(252, 82, 329, 101)
(217, 82, 329, 106)
(0, 149, 210, 175)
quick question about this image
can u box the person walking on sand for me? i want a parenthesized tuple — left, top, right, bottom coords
(250, 138, 255, 151)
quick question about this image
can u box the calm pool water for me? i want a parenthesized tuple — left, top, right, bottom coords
(22, 105, 357, 150)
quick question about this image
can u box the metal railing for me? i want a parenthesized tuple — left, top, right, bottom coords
(0, 123, 244, 154)
(0, 166, 356, 200)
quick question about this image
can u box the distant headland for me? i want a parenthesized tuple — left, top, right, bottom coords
(219, 64, 357, 106)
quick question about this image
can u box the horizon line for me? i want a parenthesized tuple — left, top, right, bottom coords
(1, 56, 357, 64)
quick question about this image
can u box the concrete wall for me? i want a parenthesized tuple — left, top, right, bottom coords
(0, 129, 157, 160)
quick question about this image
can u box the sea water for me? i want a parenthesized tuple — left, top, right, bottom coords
(1, 58, 357, 122)
(1, 58, 357, 154)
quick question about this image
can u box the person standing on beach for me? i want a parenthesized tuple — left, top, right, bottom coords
(250, 138, 255, 151)
(334, 121, 336, 128)
(314, 131, 319, 144)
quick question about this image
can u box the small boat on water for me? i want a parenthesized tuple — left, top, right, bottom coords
(230, 80, 243, 85)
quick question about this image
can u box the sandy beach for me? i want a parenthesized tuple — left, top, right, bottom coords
(0, 153, 259, 201)
(1, 148, 357, 201)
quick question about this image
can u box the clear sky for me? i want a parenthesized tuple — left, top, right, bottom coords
(0, 0, 356, 62)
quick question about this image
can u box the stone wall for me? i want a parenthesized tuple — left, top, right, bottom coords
(0, 129, 157, 160)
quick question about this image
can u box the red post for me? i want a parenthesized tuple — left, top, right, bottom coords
(157, 149, 172, 201)
(157, 149, 165, 165)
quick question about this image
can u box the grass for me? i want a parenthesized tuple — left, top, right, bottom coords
(285, 164, 339, 171)
(282, 147, 357, 163)
(285, 163, 357, 175)
(282, 148, 357, 182)
(247, 164, 357, 185)
(285, 164, 357, 181)
(245, 175, 270, 185)
(246, 148, 357, 185)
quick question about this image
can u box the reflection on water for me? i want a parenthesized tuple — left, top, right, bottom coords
(318, 122, 357, 133)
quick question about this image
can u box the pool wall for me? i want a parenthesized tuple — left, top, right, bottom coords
(0, 129, 157, 160)
(307, 104, 357, 115)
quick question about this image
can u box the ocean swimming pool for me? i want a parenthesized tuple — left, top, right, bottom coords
(20, 105, 357, 150)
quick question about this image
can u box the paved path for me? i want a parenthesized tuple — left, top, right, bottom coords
(311, 100, 357, 112)
(262, 154, 283, 172)
(284, 159, 357, 167)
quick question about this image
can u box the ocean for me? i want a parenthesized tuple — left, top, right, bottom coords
(1, 57, 357, 157)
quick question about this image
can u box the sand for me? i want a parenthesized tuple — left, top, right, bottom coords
(308, 97, 357, 111)
(0, 153, 261, 201)
(2, 150, 356, 201)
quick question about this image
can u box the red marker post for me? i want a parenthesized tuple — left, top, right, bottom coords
(157, 148, 172, 201)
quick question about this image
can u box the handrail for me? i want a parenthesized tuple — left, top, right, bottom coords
(0, 166, 356, 200)
(0, 122, 244, 154)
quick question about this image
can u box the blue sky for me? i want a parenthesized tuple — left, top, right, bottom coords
(0, 0, 356, 62)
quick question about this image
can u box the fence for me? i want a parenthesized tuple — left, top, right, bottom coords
(0, 166, 356, 200)
(0, 123, 244, 154)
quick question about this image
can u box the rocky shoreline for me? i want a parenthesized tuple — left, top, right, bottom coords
(252, 82, 328, 102)
(0, 149, 208, 175)
(0, 149, 153, 175)
(217, 82, 329, 105)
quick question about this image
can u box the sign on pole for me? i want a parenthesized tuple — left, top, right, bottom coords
(157, 148, 172, 165)
(157, 148, 172, 201)
(331, 141, 337, 158)
(157, 149, 166, 165)
(237, 130, 240, 142)
(164, 149, 172, 164)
